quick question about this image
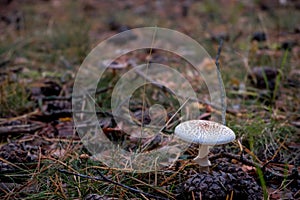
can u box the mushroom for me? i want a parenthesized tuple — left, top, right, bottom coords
(174, 120, 235, 171)
(102, 60, 128, 76)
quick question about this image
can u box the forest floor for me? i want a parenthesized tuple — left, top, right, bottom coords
(0, 0, 299, 199)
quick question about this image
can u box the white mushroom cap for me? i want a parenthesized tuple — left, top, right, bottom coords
(174, 120, 235, 145)
(102, 60, 128, 69)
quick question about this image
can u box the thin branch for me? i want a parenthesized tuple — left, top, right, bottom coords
(0, 123, 44, 135)
(58, 169, 169, 200)
(215, 38, 226, 125)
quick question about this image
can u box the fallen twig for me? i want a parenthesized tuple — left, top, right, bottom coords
(0, 110, 40, 125)
(0, 123, 44, 135)
(58, 169, 169, 200)
(41, 86, 113, 101)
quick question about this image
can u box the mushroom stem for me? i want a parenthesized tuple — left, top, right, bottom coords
(112, 69, 116, 76)
(194, 144, 211, 172)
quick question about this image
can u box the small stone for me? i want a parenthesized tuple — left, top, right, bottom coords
(252, 32, 266, 42)
(281, 41, 297, 50)
(249, 66, 279, 90)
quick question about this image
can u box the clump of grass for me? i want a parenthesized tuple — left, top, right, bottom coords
(230, 118, 296, 161)
(0, 78, 33, 117)
(47, 18, 90, 64)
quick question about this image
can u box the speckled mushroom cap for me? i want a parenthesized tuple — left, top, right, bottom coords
(174, 120, 235, 145)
